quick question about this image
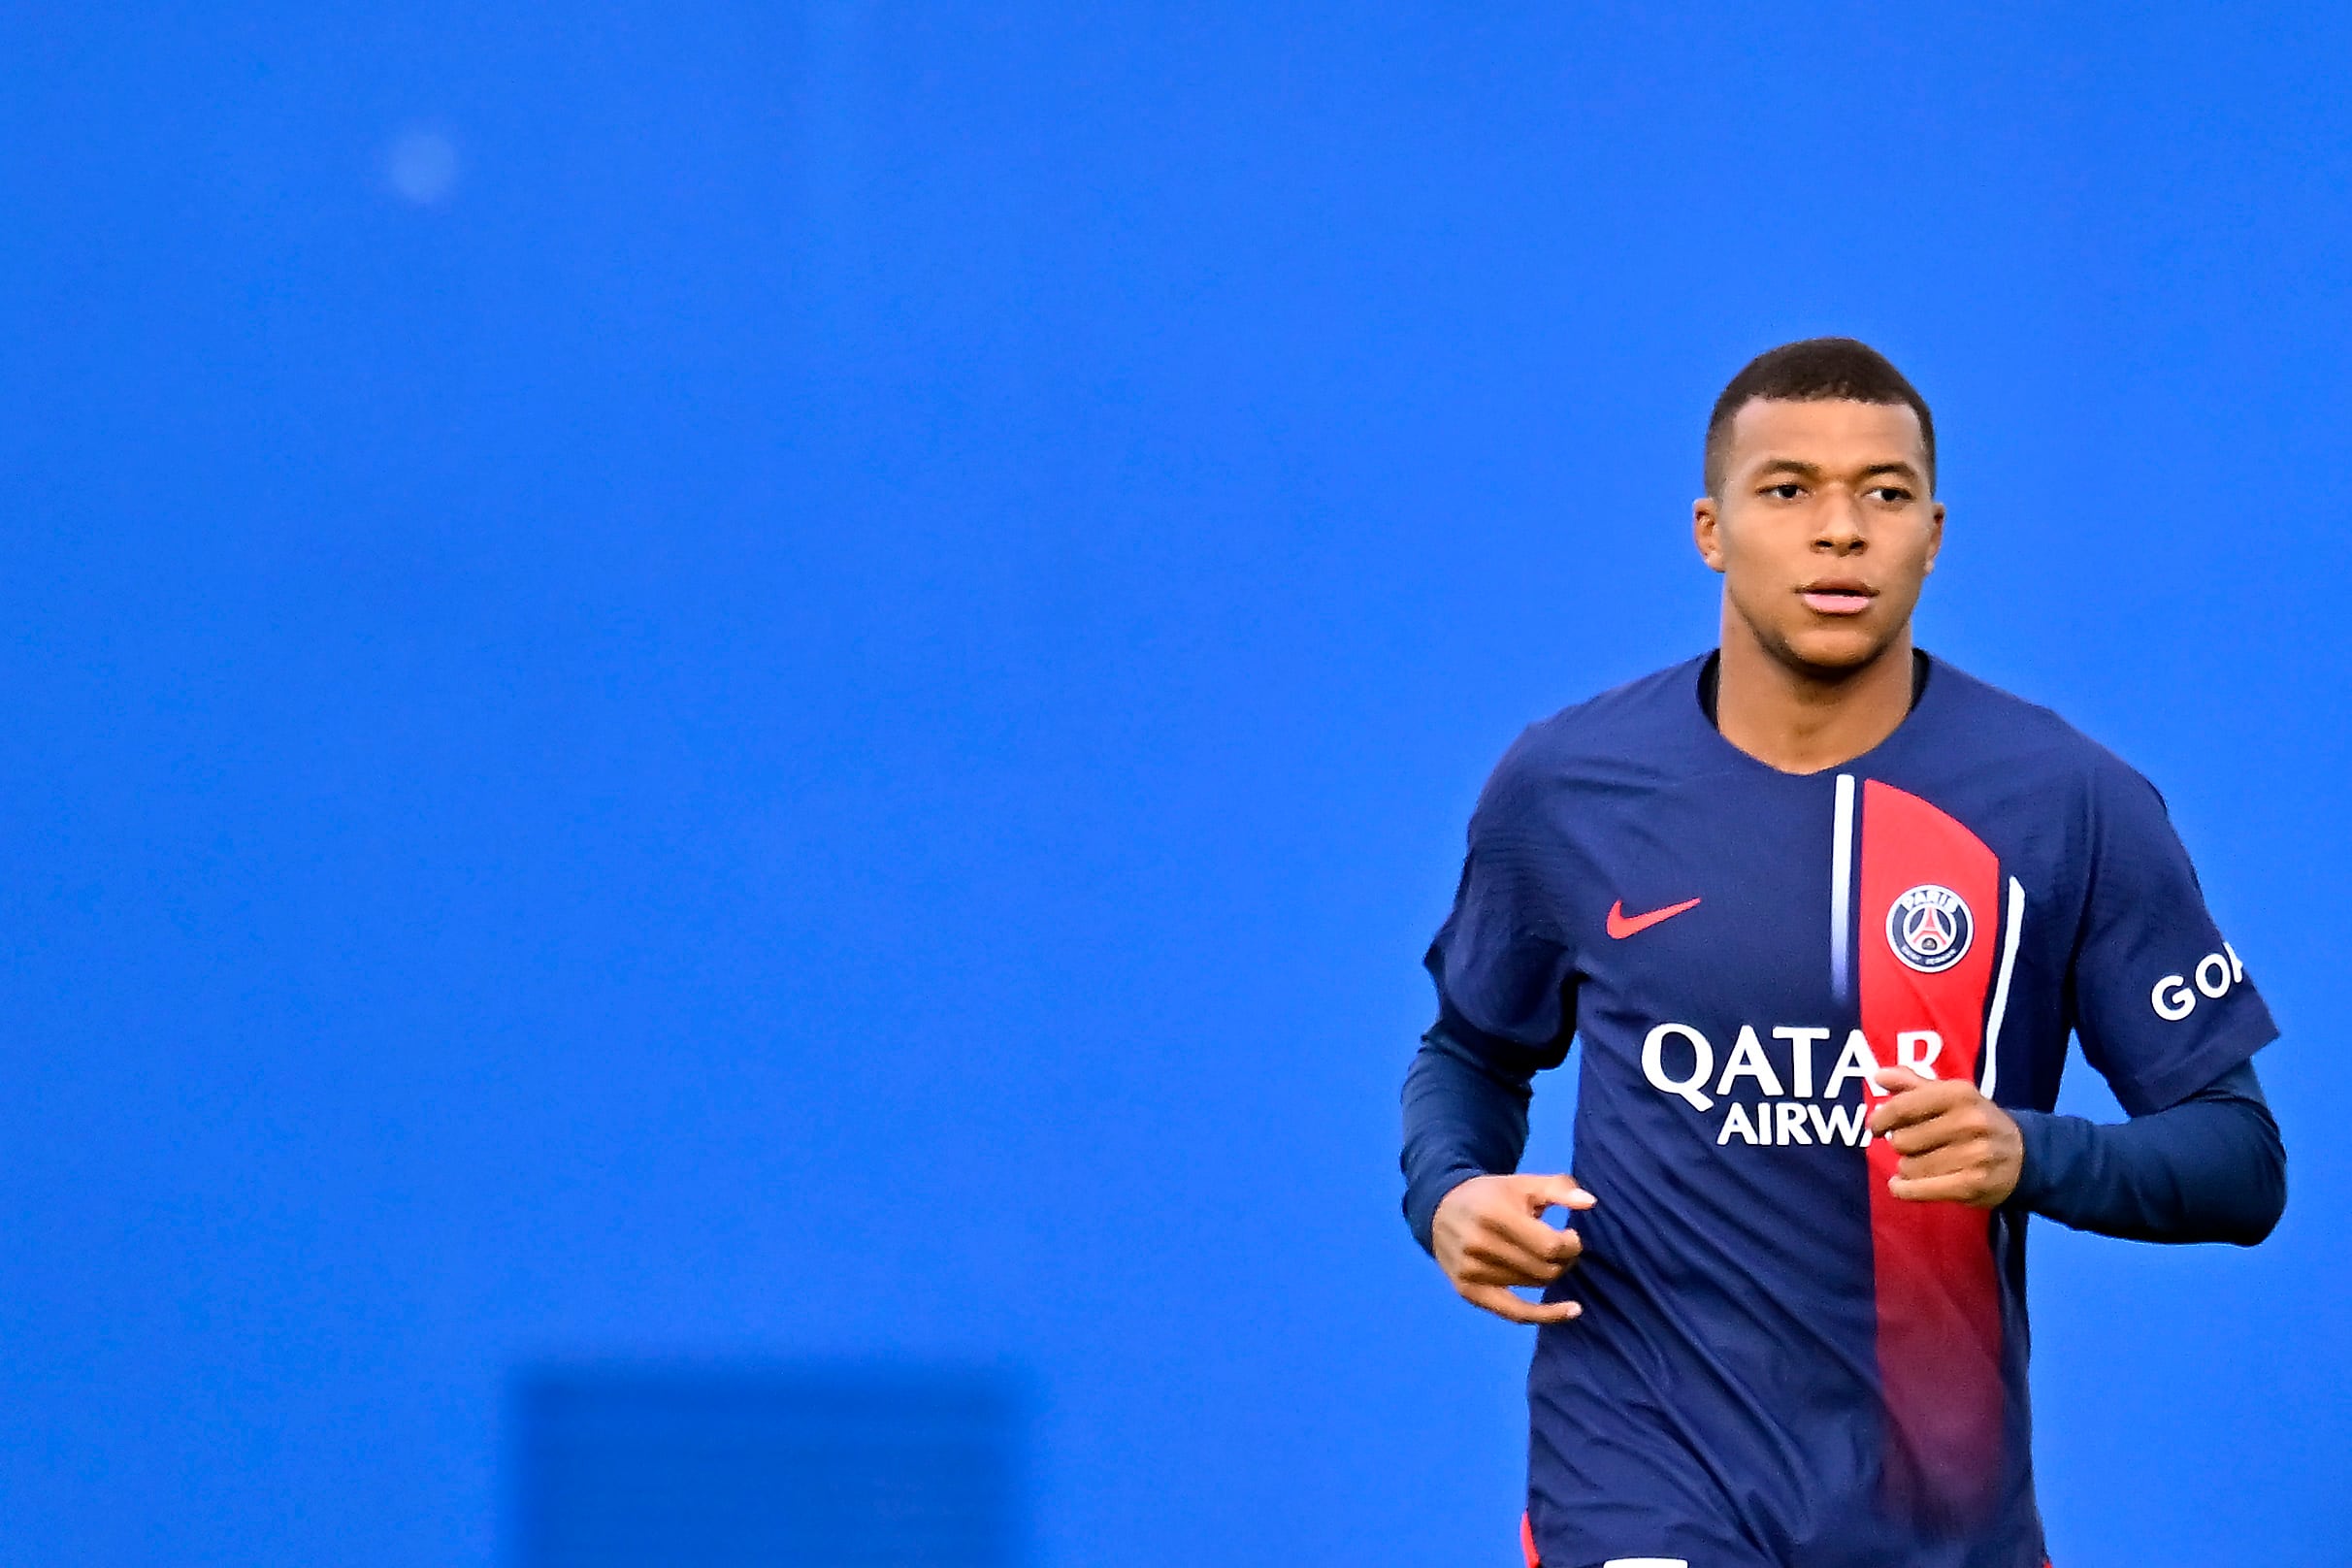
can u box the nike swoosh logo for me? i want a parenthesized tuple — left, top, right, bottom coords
(1607, 897, 1702, 939)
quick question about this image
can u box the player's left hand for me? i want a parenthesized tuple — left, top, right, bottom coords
(1867, 1067, 2024, 1207)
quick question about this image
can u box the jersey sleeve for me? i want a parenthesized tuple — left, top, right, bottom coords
(2068, 759, 2278, 1116)
(1421, 732, 1580, 1073)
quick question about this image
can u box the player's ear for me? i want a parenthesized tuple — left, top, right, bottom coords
(1693, 496, 1728, 573)
(1923, 500, 1945, 573)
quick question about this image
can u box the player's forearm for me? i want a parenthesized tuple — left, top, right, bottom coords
(2007, 1061, 2284, 1245)
(1400, 1022, 1533, 1255)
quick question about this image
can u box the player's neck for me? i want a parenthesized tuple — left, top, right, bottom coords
(1713, 622, 1918, 776)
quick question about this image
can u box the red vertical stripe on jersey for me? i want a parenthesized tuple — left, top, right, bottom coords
(1519, 1511, 1539, 1568)
(1857, 779, 2006, 1524)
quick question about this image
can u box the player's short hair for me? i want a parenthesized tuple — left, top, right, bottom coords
(1704, 338, 1936, 497)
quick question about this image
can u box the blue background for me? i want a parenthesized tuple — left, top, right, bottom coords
(1, 4, 2340, 1563)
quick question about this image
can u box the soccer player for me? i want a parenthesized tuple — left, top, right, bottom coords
(1399, 339, 2286, 1568)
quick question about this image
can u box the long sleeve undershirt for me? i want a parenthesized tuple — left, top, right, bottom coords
(1399, 1019, 2284, 1256)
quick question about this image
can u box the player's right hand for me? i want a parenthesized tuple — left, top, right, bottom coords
(1430, 1173, 1595, 1325)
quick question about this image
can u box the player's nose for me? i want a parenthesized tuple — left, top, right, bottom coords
(1813, 493, 1867, 552)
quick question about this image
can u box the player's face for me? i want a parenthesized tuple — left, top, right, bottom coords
(1691, 399, 1944, 677)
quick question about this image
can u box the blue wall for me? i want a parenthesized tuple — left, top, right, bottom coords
(511, 1364, 1021, 1565)
(1, 4, 2342, 1563)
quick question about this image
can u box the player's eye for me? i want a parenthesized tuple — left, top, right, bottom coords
(1760, 482, 1804, 501)
(1868, 485, 1912, 504)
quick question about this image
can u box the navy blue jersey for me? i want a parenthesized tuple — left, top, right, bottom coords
(1425, 654, 2277, 1568)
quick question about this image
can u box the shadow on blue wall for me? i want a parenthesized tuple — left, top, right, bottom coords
(509, 1363, 1026, 1567)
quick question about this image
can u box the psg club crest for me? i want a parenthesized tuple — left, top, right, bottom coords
(1885, 883, 1974, 973)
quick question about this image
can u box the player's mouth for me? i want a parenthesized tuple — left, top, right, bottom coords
(1798, 578, 1877, 616)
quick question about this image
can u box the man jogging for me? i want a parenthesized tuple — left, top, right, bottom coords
(1399, 339, 2286, 1568)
